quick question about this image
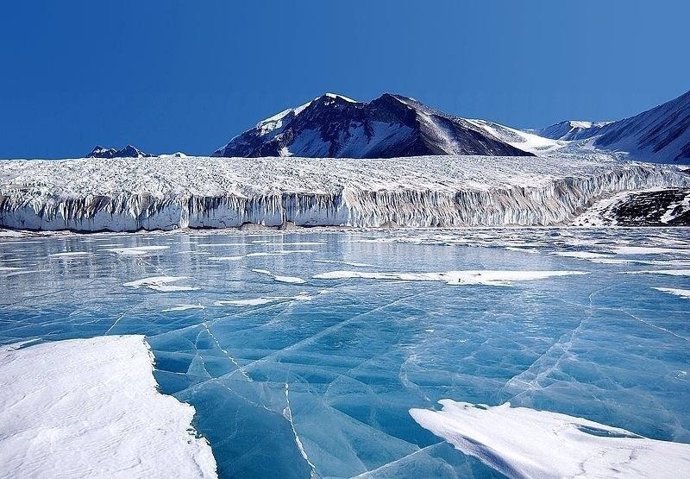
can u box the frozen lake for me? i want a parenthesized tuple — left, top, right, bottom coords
(1, 228, 689, 478)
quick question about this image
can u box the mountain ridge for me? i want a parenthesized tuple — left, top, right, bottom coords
(536, 90, 690, 163)
(83, 89, 690, 164)
(87, 145, 152, 159)
(212, 93, 534, 158)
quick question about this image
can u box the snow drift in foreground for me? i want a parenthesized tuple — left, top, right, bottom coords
(410, 400, 690, 479)
(1, 154, 688, 231)
(0, 336, 217, 479)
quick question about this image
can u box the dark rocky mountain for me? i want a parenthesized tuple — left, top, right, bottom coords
(87, 145, 152, 159)
(537, 121, 611, 141)
(592, 90, 690, 163)
(213, 93, 533, 158)
(539, 90, 690, 163)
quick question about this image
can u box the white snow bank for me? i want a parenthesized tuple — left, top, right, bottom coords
(246, 250, 315, 257)
(552, 251, 612, 259)
(105, 245, 169, 256)
(611, 246, 690, 255)
(49, 251, 92, 258)
(214, 294, 312, 307)
(208, 255, 244, 261)
(162, 304, 206, 312)
(0, 336, 217, 478)
(627, 269, 690, 277)
(654, 287, 690, 299)
(252, 268, 306, 284)
(1, 154, 687, 231)
(314, 259, 372, 267)
(313, 270, 587, 286)
(410, 400, 690, 479)
(123, 275, 200, 292)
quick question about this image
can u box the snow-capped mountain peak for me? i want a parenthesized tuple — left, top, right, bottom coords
(255, 93, 357, 137)
(87, 145, 152, 159)
(213, 93, 533, 158)
(323, 92, 356, 102)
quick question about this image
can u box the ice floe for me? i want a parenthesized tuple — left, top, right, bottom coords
(627, 269, 690, 277)
(313, 270, 587, 286)
(162, 304, 206, 312)
(654, 288, 690, 299)
(410, 400, 690, 479)
(49, 251, 93, 258)
(105, 245, 169, 256)
(313, 259, 373, 267)
(208, 256, 244, 261)
(123, 276, 200, 292)
(552, 251, 612, 259)
(0, 336, 217, 478)
(2, 154, 688, 231)
(252, 269, 306, 284)
(195, 243, 246, 247)
(610, 246, 690, 255)
(246, 249, 316, 257)
(214, 294, 312, 307)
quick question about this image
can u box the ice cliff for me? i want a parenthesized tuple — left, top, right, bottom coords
(0, 154, 688, 232)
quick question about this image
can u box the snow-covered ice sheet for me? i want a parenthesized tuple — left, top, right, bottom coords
(410, 400, 690, 479)
(1, 154, 688, 231)
(0, 336, 217, 479)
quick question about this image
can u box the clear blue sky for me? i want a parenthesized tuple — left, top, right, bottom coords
(1, 0, 688, 158)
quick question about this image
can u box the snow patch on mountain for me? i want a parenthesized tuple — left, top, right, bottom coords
(467, 119, 565, 154)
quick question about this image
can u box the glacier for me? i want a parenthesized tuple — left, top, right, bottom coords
(1, 154, 689, 232)
(1, 227, 690, 478)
